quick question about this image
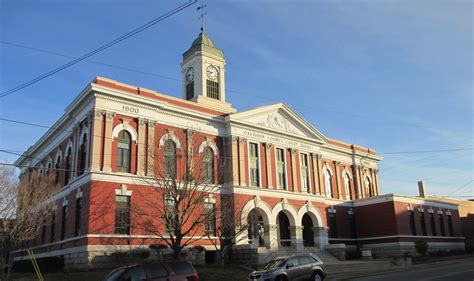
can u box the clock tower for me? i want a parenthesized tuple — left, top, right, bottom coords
(181, 30, 236, 113)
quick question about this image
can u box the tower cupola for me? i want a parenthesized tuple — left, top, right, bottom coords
(181, 31, 235, 113)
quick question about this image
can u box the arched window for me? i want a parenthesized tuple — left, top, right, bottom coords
(65, 147, 72, 185)
(202, 147, 214, 183)
(117, 130, 132, 173)
(364, 176, 372, 197)
(344, 173, 351, 200)
(78, 133, 87, 176)
(46, 161, 52, 175)
(324, 168, 332, 198)
(54, 155, 61, 184)
(163, 140, 176, 178)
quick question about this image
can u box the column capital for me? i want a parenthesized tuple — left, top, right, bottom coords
(94, 109, 106, 118)
(138, 118, 148, 126)
(315, 153, 323, 160)
(334, 160, 341, 166)
(290, 148, 297, 154)
(265, 143, 272, 150)
(105, 111, 116, 120)
(232, 136, 239, 144)
(148, 120, 157, 127)
(238, 137, 246, 144)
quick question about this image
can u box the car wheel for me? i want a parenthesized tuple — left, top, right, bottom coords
(275, 276, 288, 281)
(312, 271, 323, 281)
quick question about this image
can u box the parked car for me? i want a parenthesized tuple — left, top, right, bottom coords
(248, 253, 326, 281)
(104, 260, 199, 281)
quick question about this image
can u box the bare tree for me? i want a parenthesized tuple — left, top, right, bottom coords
(206, 196, 250, 265)
(133, 136, 223, 260)
(0, 167, 59, 281)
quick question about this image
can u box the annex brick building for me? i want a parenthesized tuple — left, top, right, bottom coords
(15, 31, 466, 268)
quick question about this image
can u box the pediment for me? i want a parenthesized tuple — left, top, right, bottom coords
(230, 103, 327, 143)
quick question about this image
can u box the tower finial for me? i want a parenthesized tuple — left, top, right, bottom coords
(197, 3, 207, 32)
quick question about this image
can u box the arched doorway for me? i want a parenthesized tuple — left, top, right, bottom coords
(277, 212, 291, 247)
(302, 213, 315, 247)
(247, 209, 266, 247)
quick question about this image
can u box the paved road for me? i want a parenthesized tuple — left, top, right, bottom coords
(350, 258, 474, 281)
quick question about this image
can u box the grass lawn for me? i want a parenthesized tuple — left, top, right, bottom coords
(9, 264, 252, 281)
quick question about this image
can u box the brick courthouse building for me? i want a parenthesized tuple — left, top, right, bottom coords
(15, 31, 465, 268)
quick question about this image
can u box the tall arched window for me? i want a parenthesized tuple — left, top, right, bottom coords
(117, 130, 132, 173)
(65, 147, 72, 185)
(78, 133, 87, 176)
(202, 147, 214, 183)
(54, 155, 61, 184)
(163, 140, 176, 178)
(364, 176, 372, 197)
(324, 168, 332, 198)
(344, 173, 351, 200)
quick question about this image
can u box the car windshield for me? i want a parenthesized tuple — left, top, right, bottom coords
(104, 268, 125, 281)
(262, 258, 286, 270)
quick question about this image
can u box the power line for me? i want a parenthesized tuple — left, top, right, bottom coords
(446, 180, 474, 197)
(0, 41, 369, 119)
(0, 0, 197, 99)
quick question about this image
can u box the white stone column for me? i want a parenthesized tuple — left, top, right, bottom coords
(85, 113, 93, 172)
(71, 124, 80, 177)
(91, 111, 105, 172)
(290, 149, 298, 192)
(267, 224, 279, 250)
(137, 118, 147, 176)
(231, 137, 240, 186)
(146, 121, 156, 176)
(102, 112, 116, 173)
(265, 143, 273, 189)
(334, 161, 342, 199)
(238, 138, 246, 187)
(313, 227, 329, 250)
(290, 225, 304, 251)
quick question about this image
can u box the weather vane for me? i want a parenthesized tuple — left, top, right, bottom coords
(197, 3, 207, 32)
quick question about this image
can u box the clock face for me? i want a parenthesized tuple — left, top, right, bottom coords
(206, 65, 218, 80)
(186, 67, 194, 82)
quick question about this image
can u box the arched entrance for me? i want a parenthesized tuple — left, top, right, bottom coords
(277, 212, 291, 247)
(302, 213, 315, 247)
(247, 209, 266, 247)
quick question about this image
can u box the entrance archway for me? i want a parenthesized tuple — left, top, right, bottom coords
(247, 209, 266, 247)
(277, 212, 291, 247)
(302, 213, 315, 246)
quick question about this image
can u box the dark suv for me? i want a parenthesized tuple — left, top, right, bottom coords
(104, 261, 199, 281)
(248, 253, 326, 281)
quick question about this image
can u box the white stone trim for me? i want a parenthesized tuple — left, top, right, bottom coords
(296, 202, 324, 227)
(76, 188, 83, 199)
(240, 196, 273, 226)
(198, 139, 219, 156)
(62, 197, 69, 207)
(65, 139, 74, 156)
(272, 200, 298, 226)
(54, 149, 63, 165)
(115, 184, 132, 196)
(79, 126, 89, 144)
(112, 123, 138, 142)
(158, 130, 182, 149)
(352, 194, 459, 210)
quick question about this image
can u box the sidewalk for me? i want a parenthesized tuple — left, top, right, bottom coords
(327, 255, 474, 281)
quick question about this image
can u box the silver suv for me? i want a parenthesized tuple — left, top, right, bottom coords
(248, 253, 326, 281)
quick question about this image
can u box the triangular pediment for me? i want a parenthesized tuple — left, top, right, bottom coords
(229, 103, 327, 143)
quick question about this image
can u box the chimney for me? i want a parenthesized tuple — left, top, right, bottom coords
(418, 181, 427, 198)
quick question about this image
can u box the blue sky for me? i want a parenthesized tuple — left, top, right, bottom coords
(1, 0, 472, 198)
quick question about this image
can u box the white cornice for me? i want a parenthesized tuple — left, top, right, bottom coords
(352, 194, 459, 210)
